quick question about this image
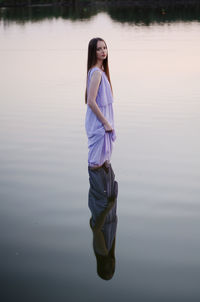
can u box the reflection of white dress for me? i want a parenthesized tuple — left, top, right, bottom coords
(85, 67, 116, 167)
(88, 164, 118, 252)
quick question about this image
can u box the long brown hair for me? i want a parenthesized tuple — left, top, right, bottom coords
(85, 37, 113, 104)
(94, 237, 116, 280)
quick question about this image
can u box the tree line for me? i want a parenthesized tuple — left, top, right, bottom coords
(1, 0, 200, 25)
(0, 0, 200, 8)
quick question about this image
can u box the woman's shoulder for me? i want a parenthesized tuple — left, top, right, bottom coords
(88, 66, 103, 77)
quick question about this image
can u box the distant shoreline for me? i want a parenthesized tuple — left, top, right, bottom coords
(0, 0, 200, 9)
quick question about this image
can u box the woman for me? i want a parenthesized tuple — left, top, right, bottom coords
(85, 37, 116, 169)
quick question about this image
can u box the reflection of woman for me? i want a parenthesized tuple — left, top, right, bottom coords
(88, 163, 118, 280)
(85, 37, 116, 169)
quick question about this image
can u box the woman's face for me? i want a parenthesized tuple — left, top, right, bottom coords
(96, 40, 108, 61)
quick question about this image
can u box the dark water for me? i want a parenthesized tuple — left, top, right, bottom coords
(0, 7, 200, 302)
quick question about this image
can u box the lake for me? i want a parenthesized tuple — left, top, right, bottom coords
(0, 6, 200, 302)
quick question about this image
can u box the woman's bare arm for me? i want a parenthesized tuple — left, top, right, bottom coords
(92, 201, 116, 256)
(87, 70, 113, 132)
(93, 200, 116, 232)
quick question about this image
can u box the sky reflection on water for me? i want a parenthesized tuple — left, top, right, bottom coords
(0, 10, 200, 302)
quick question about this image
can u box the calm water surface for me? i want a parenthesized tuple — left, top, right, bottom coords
(1, 11, 200, 302)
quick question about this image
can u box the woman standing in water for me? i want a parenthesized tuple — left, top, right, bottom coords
(85, 37, 116, 169)
(85, 38, 118, 280)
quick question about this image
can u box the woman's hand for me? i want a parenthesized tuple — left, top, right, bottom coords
(103, 121, 113, 132)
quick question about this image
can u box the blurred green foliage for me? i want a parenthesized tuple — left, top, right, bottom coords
(0, 0, 200, 25)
